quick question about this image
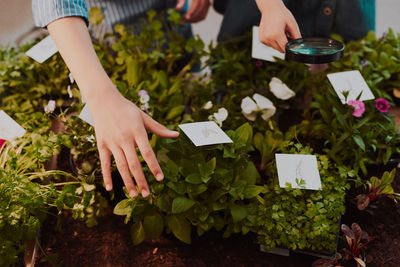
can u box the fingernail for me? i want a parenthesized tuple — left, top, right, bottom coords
(156, 173, 164, 181)
(106, 185, 112, 191)
(130, 190, 138, 198)
(142, 189, 149, 198)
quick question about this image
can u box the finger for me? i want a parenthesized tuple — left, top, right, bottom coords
(185, 0, 200, 21)
(189, 0, 209, 22)
(286, 19, 301, 39)
(98, 143, 113, 191)
(276, 35, 288, 53)
(134, 126, 164, 182)
(141, 112, 179, 138)
(112, 148, 138, 198)
(122, 143, 151, 198)
(176, 0, 185, 10)
(194, 0, 209, 22)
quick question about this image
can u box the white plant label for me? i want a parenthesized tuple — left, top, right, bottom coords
(327, 70, 375, 104)
(79, 104, 94, 126)
(275, 154, 322, 190)
(25, 35, 58, 63)
(0, 110, 26, 141)
(179, 121, 233, 146)
(252, 26, 285, 62)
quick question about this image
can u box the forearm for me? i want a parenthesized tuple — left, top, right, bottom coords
(47, 17, 114, 105)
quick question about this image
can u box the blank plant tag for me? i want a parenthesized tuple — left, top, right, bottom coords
(25, 35, 58, 63)
(179, 121, 233, 146)
(275, 154, 322, 190)
(252, 26, 285, 62)
(327, 70, 375, 104)
(79, 104, 94, 126)
(0, 110, 26, 141)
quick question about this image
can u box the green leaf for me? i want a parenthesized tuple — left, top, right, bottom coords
(165, 105, 185, 120)
(243, 185, 264, 198)
(172, 197, 196, 214)
(168, 80, 182, 95)
(167, 181, 186, 194)
(89, 7, 104, 25)
(353, 135, 366, 151)
(230, 203, 247, 223)
(113, 199, 132, 216)
(143, 212, 164, 239)
(126, 57, 140, 87)
(156, 194, 172, 213)
(235, 123, 253, 147)
(241, 162, 260, 184)
(130, 221, 145, 245)
(166, 215, 191, 244)
(185, 173, 202, 184)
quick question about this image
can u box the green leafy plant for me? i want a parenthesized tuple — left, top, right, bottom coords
(0, 134, 106, 266)
(113, 123, 264, 245)
(295, 84, 400, 176)
(356, 169, 400, 210)
(256, 142, 349, 252)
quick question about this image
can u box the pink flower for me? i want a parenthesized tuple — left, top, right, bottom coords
(375, 98, 390, 113)
(255, 60, 263, 67)
(138, 90, 148, 97)
(347, 100, 365, 117)
(0, 139, 5, 149)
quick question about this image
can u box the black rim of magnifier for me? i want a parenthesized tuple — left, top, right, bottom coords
(285, 37, 344, 64)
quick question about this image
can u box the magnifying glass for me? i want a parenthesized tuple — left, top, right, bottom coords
(285, 38, 344, 64)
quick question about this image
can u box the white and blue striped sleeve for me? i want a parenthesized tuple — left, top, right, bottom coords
(32, 0, 89, 27)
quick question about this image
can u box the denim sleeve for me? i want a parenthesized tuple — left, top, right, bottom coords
(32, 0, 89, 27)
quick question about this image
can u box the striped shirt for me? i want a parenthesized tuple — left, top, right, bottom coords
(32, 0, 173, 29)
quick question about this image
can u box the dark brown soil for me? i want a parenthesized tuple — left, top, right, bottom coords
(36, 208, 316, 267)
(35, 168, 400, 267)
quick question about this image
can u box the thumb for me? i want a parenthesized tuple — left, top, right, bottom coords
(286, 20, 301, 39)
(176, 0, 186, 10)
(141, 112, 179, 138)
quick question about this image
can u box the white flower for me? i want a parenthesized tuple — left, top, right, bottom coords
(140, 94, 150, 104)
(253, 93, 276, 121)
(44, 100, 56, 113)
(240, 94, 276, 121)
(208, 108, 228, 126)
(69, 73, 75, 84)
(67, 85, 73, 98)
(269, 77, 295, 100)
(241, 97, 258, 115)
(141, 102, 150, 111)
(202, 101, 213, 110)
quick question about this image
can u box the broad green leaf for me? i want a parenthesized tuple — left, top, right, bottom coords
(156, 194, 172, 213)
(166, 215, 191, 244)
(240, 162, 260, 184)
(165, 105, 185, 120)
(172, 197, 196, 214)
(130, 221, 145, 245)
(353, 135, 365, 151)
(126, 57, 140, 87)
(167, 181, 186, 194)
(143, 212, 164, 239)
(113, 199, 132, 216)
(230, 203, 247, 223)
(235, 123, 253, 147)
(185, 173, 202, 184)
(243, 185, 264, 198)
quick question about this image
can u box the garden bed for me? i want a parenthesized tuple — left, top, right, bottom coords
(35, 169, 400, 267)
